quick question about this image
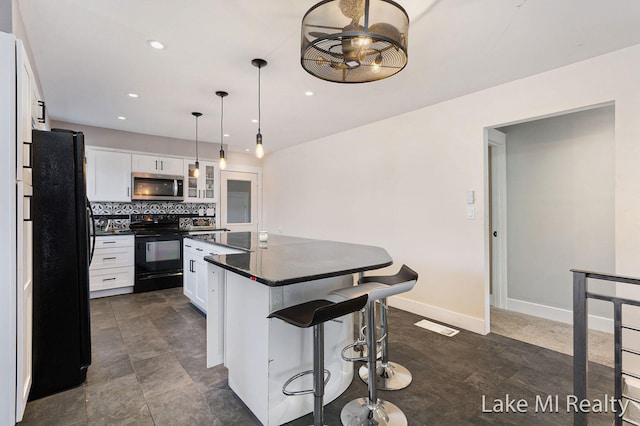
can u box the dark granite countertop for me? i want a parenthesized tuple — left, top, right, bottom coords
(203, 232, 392, 287)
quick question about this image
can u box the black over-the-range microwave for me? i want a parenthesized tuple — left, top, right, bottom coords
(131, 173, 184, 201)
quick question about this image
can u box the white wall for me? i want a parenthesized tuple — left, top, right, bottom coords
(51, 120, 262, 168)
(502, 106, 615, 318)
(263, 43, 640, 334)
(11, 0, 42, 97)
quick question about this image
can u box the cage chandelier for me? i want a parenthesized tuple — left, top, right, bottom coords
(301, 0, 409, 83)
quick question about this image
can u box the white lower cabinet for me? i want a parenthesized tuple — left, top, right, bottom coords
(183, 237, 243, 315)
(183, 239, 212, 313)
(183, 240, 202, 311)
(90, 267, 134, 292)
(90, 235, 134, 298)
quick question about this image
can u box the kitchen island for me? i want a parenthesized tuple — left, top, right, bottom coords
(196, 232, 392, 425)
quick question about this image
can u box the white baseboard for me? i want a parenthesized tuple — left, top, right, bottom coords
(506, 298, 613, 333)
(90, 286, 133, 299)
(389, 295, 486, 335)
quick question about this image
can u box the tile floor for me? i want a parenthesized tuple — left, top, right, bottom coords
(20, 288, 615, 425)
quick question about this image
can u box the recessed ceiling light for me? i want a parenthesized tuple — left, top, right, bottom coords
(128, 93, 139, 98)
(224, 133, 230, 137)
(245, 148, 250, 152)
(251, 119, 258, 123)
(304, 91, 314, 96)
(117, 116, 127, 120)
(147, 40, 165, 50)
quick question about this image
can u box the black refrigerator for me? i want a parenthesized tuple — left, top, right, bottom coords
(29, 129, 93, 400)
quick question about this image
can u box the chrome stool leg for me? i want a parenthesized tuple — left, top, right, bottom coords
(340, 300, 407, 426)
(313, 323, 325, 426)
(359, 297, 413, 391)
(342, 307, 383, 362)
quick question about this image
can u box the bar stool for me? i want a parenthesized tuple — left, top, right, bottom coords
(358, 265, 418, 391)
(268, 294, 368, 426)
(329, 264, 418, 426)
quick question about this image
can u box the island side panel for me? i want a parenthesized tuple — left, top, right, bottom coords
(225, 272, 271, 425)
(206, 263, 224, 368)
(267, 275, 355, 426)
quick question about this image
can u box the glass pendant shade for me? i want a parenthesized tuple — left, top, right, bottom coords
(216, 91, 228, 170)
(301, 0, 409, 83)
(255, 133, 264, 159)
(252, 58, 267, 158)
(219, 149, 226, 170)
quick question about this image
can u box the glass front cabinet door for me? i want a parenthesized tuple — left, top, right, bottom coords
(184, 160, 218, 203)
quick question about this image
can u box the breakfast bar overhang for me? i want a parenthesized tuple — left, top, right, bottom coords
(202, 232, 392, 425)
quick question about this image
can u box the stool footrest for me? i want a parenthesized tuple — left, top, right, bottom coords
(341, 341, 368, 362)
(341, 339, 384, 362)
(282, 369, 331, 396)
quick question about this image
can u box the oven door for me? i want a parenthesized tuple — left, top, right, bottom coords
(134, 233, 183, 292)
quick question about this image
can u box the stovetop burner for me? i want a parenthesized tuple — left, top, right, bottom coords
(130, 214, 184, 234)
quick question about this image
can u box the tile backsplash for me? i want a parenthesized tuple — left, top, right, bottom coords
(91, 201, 215, 216)
(91, 201, 216, 230)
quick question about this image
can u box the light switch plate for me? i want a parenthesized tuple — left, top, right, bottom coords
(466, 206, 475, 219)
(466, 190, 475, 204)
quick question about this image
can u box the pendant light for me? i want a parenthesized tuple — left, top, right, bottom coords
(191, 112, 202, 178)
(216, 91, 228, 170)
(252, 58, 267, 159)
(301, 0, 409, 83)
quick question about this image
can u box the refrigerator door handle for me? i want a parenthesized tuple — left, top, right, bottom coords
(87, 199, 96, 265)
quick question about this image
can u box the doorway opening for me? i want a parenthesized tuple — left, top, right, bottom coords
(485, 104, 615, 336)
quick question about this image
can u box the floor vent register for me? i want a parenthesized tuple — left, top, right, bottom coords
(414, 319, 460, 337)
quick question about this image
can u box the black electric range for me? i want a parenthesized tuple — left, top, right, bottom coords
(130, 214, 187, 293)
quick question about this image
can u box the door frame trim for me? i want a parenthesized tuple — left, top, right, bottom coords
(484, 128, 508, 333)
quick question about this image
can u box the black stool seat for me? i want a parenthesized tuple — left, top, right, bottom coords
(359, 264, 418, 286)
(268, 295, 368, 328)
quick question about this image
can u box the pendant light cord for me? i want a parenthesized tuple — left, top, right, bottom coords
(195, 115, 199, 161)
(258, 65, 261, 134)
(220, 95, 224, 151)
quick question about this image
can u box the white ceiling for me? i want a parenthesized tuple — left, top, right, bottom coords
(17, 0, 640, 154)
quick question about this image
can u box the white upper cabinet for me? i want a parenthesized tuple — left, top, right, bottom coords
(30, 78, 46, 131)
(16, 42, 36, 185)
(86, 148, 132, 202)
(184, 160, 218, 203)
(16, 42, 46, 136)
(131, 154, 183, 176)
